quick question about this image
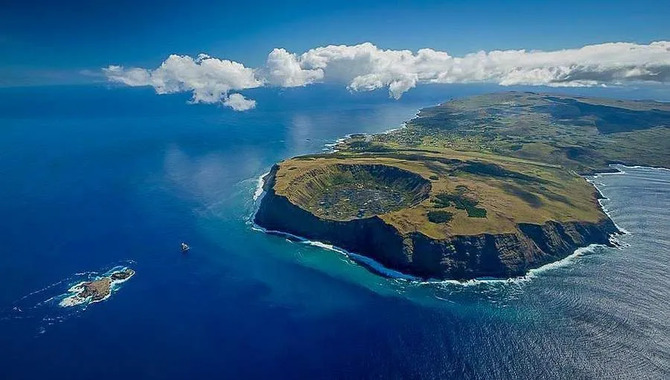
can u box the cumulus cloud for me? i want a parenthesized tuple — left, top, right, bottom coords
(264, 48, 323, 87)
(103, 53, 261, 110)
(104, 41, 670, 110)
(223, 93, 256, 111)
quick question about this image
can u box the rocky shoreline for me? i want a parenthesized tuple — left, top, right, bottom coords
(60, 268, 135, 307)
(254, 165, 620, 281)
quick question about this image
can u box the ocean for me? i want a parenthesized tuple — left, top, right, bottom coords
(1, 84, 669, 379)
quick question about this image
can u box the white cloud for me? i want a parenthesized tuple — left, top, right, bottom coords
(223, 93, 256, 111)
(264, 48, 323, 87)
(104, 65, 151, 86)
(104, 41, 670, 110)
(103, 54, 261, 110)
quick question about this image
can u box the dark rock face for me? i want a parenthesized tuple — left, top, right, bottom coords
(255, 167, 619, 280)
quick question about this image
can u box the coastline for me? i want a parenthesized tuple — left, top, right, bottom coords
(250, 170, 626, 285)
(59, 266, 135, 307)
(250, 222, 419, 281)
(251, 205, 614, 285)
(249, 148, 652, 285)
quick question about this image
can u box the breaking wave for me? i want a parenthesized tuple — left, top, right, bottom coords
(252, 171, 268, 201)
(0, 261, 136, 335)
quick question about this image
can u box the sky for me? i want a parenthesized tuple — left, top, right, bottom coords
(1, 0, 669, 91)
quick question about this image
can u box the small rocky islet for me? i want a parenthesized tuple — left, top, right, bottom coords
(60, 268, 135, 307)
(255, 92, 670, 281)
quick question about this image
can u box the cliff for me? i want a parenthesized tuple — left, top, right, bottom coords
(255, 165, 619, 280)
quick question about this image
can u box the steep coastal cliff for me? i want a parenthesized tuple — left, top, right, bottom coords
(255, 165, 618, 280)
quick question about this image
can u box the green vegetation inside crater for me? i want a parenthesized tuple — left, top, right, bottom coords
(290, 164, 431, 220)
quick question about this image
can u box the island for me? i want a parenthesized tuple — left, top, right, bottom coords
(60, 268, 135, 307)
(254, 92, 670, 280)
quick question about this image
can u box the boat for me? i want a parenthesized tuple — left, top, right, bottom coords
(181, 242, 190, 253)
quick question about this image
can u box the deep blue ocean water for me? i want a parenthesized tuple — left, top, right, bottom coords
(1, 84, 669, 379)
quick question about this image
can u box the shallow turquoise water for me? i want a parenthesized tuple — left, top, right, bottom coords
(1, 85, 668, 379)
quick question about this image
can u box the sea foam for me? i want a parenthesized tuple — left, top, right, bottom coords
(58, 266, 134, 308)
(252, 172, 268, 201)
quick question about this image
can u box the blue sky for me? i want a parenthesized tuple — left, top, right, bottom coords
(1, 0, 669, 87)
